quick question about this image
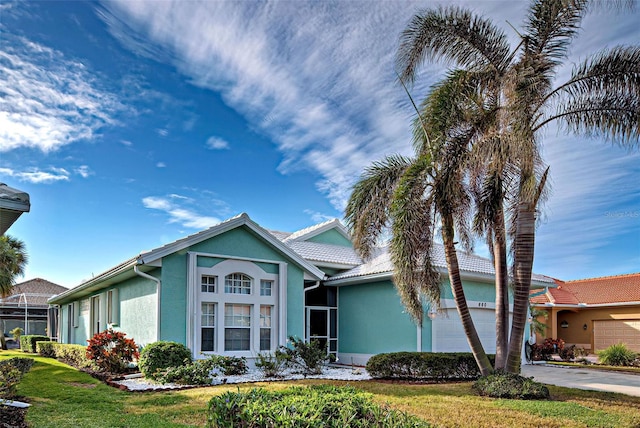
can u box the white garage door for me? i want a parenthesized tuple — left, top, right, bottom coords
(593, 320, 640, 353)
(432, 308, 499, 353)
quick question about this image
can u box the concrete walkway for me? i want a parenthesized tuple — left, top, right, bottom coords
(521, 363, 640, 397)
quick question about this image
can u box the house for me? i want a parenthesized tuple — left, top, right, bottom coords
(0, 278, 67, 339)
(0, 183, 30, 235)
(49, 213, 554, 365)
(531, 273, 640, 353)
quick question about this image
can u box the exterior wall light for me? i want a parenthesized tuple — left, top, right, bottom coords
(583, 323, 588, 330)
(560, 320, 569, 328)
(428, 307, 438, 320)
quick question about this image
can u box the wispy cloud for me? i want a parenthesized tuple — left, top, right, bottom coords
(0, 35, 123, 153)
(0, 166, 69, 183)
(206, 136, 230, 150)
(142, 195, 223, 229)
(303, 209, 335, 224)
(156, 162, 166, 168)
(75, 165, 93, 178)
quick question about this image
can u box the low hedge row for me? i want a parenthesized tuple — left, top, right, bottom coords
(36, 342, 94, 369)
(19, 335, 50, 353)
(366, 352, 495, 380)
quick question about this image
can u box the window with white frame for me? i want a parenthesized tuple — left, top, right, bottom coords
(201, 275, 217, 293)
(260, 305, 272, 351)
(201, 303, 216, 352)
(107, 289, 119, 325)
(224, 304, 251, 351)
(225, 273, 252, 294)
(260, 280, 273, 296)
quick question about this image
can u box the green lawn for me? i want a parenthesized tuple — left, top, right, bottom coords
(3, 350, 640, 428)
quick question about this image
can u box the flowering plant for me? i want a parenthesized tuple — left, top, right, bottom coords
(86, 328, 139, 374)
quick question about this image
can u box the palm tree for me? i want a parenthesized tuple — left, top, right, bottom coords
(346, 72, 494, 375)
(0, 235, 28, 349)
(396, 0, 639, 373)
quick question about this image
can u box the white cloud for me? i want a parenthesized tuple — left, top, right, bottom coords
(303, 209, 335, 224)
(0, 36, 123, 153)
(142, 195, 222, 229)
(120, 139, 133, 146)
(156, 128, 168, 137)
(156, 162, 166, 168)
(206, 136, 230, 150)
(75, 165, 93, 178)
(0, 166, 70, 183)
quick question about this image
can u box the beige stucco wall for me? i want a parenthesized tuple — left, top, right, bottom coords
(535, 305, 640, 351)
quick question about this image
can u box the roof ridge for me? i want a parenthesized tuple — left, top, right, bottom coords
(284, 218, 342, 242)
(564, 272, 640, 283)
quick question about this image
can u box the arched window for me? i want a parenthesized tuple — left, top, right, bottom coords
(224, 273, 252, 294)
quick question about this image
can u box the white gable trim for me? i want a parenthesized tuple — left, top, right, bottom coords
(284, 219, 351, 243)
(138, 213, 325, 280)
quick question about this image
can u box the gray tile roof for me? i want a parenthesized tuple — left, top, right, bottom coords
(282, 218, 340, 243)
(0, 278, 67, 308)
(285, 241, 362, 266)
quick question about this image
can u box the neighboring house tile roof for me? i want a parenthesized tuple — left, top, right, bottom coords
(531, 273, 640, 305)
(0, 278, 67, 308)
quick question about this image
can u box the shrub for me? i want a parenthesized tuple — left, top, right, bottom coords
(156, 358, 217, 385)
(209, 355, 248, 376)
(19, 335, 50, 353)
(473, 371, 550, 399)
(37, 341, 56, 358)
(207, 385, 429, 428)
(531, 338, 564, 361)
(279, 336, 332, 376)
(86, 328, 139, 374)
(139, 341, 192, 380)
(559, 344, 575, 362)
(9, 327, 23, 342)
(53, 343, 95, 369)
(366, 352, 495, 380)
(0, 357, 34, 399)
(255, 351, 288, 378)
(597, 343, 638, 366)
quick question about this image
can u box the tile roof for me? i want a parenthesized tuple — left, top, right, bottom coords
(0, 278, 67, 307)
(325, 243, 555, 284)
(285, 241, 362, 266)
(282, 218, 347, 243)
(532, 273, 640, 305)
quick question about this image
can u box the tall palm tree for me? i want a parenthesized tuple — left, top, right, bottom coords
(0, 235, 28, 349)
(396, 0, 639, 373)
(346, 72, 494, 375)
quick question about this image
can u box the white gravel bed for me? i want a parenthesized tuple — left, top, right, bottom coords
(115, 366, 371, 392)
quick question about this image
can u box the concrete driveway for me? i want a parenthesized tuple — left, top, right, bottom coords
(521, 363, 640, 397)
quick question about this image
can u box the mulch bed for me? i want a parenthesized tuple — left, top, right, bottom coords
(1, 403, 28, 428)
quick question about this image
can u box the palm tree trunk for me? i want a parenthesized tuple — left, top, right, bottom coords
(493, 206, 509, 370)
(505, 202, 536, 373)
(442, 215, 493, 376)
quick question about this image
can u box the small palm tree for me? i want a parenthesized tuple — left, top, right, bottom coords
(0, 235, 28, 349)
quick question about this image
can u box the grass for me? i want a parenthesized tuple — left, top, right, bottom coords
(2, 350, 640, 428)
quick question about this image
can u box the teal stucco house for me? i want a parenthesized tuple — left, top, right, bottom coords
(49, 213, 553, 365)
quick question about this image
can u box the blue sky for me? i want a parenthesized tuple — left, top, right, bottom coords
(1, 0, 638, 288)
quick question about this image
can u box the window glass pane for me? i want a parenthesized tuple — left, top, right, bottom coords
(260, 306, 271, 327)
(225, 328, 250, 351)
(224, 273, 252, 294)
(260, 280, 272, 296)
(201, 275, 216, 293)
(260, 328, 271, 351)
(225, 304, 251, 326)
(201, 328, 215, 352)
(201, 303, 215, 327)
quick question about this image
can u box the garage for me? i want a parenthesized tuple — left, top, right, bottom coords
(593, 320, 640, 353)
(432, 308, 500, 353)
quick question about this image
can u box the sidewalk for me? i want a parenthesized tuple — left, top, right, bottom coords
(521, 363, 640, 397)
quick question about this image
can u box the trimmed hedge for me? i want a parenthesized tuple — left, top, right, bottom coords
(19, 335, 50, 353)
(36, 342, 94, 368)
(473, 371, 550, 399)
(366, 352, 496, 380)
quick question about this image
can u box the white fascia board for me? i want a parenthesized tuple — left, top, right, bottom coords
(288, 219, 351, 243)
(139, 213, 325, 280)
(310, 261, 360, 270)
(535, 301, 640, 309)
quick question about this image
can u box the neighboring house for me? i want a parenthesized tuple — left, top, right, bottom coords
(531, 273, 640, 353)
(1, 278, 68, 339)
(0, 183, 30, 235)
(49, 213, 554, 365)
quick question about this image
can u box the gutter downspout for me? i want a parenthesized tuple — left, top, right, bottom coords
(134, 265, 162, 341)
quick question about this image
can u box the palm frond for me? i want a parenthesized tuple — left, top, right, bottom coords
(396, 6, 511, 84)
(345, 155, 412, 260)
